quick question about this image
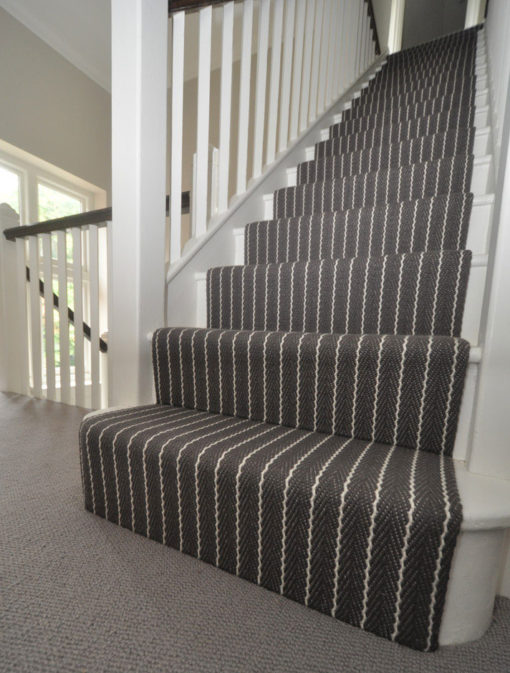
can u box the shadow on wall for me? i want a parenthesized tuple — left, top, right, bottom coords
(402, 0, 468, 49)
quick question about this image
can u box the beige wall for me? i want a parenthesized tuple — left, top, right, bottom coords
(0, 8, 111, 195)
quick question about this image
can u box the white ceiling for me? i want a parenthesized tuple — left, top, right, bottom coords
(0, 0, 111, 90)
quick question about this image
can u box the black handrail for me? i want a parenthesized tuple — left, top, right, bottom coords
(365, 0, 382, 55)
(168, 0, 224, 13)
(3, 192, 190, 242)
(25, 267, 108, 354)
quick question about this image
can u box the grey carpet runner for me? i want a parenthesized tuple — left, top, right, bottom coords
(80, 26, 479, 652)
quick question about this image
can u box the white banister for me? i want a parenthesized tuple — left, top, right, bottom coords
(170, 11, 185, 263)
(194, 6, 212, 238)
(278, 0, 296, 153)
(266, 0, 284, 166)
(236, 0, 254, 194)
(218, 1, 234, 212)
(41, 234, 56, 402)
(252, 0, 270, 179)
(57, 230, 71, 404)
(28, 236, 42, 399)
(72, 228, 85, 408)
(89, 225, 101, 410)
(299, 0, 316, 134)
(289, 0, 306, 141)
(317, 0, 330, 115)
(309, 0, 324, 122)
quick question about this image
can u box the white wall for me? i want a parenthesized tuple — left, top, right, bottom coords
(371, 0, 394, 52)
(0, 8, 111, 195)
(402, 0, 467, 50)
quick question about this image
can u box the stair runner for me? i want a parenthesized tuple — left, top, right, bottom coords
(80, 27, 479, 651)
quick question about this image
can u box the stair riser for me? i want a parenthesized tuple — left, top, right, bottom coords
(287, 155, 492, 197)
(261, 195, 493, 255)
(344, 88, 488, 116)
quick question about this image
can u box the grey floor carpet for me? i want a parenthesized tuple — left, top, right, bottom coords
(1, 392, 509, 673)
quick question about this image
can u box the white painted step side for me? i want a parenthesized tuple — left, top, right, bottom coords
(462, 254, 488, 346)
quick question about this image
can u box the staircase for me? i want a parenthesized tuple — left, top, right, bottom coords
(80, 25, 510, 653)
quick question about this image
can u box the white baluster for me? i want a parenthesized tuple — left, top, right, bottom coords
(317, 0, 330, 114)
(28, 237, 42, 398)
(266, 0, 284, 165)
(289, 0, 306, 141)
(236, 0, 254, 194)
(72, 228, 85, 408)
(278, 0, 296, 153)
(299, 0, 316, 133)
(252, 0, 271, 179)
(170, 11, 185, 263)
(41, 234, 56, 401)
(195, 5, 212, 237)
(57, 231, 70, 404)
(309, 0, 324, 122)
(15, 239, 29, 395)
(326, 0, 337, 106)
(89, 225, 101, 409)
(218, 1, 234, 213)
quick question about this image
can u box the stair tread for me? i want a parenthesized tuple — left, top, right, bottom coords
(456, 462, 510, 530)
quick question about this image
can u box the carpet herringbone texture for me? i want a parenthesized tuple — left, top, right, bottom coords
(80, 26, 478, 651)
(4, 393, 510, 673)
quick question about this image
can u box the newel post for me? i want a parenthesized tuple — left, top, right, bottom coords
(109, 0, 168, 407)
(0, 205, 28, 395)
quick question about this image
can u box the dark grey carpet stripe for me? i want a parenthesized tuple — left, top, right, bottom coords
(152, 328, 469, 456)
(207, 250, 471, 337)
(79, 403, 462, 651)
(317, 122, 473, 158)
(353, 79, 475, 112)
(299, 131, 474, 183)
(274, 156, 473, 218)
(244, 193, 473, 265)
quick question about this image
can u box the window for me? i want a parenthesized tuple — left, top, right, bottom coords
(0, 164, 21, 214)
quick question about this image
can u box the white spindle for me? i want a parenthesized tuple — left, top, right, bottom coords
(317, 0, 331, 114)
(289, 0, 306, 141)
(15, 239, 29, 395)
(236, 0, 254, 194)
(89, 226, 101, 410)
(266, 0, 284, 165)
(72, 228, 85, 408)
(299, 0, 315, 133)
(195, 5, 212, 236)
(57, 230, 70, 404)
(278, 0, 296, 152)
(41, 234, 56, 401)
(252, 0, 271, 178)
(331, 0, 342, 99)
(170, 11, 185, 263)
(218, 1, 234, 212)
(356, 0, 363, 76)
(326, 0, 337, 106)
(309, 0, 324, 121)
(28, 237, 42, 398)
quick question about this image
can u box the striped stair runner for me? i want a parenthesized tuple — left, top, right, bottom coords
(80, 26, 479, 651)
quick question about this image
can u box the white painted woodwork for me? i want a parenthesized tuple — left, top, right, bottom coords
(170, 11, 185, 263)
(387, 0, 405, 54)
(56, 231, 70, 404)
(89, 225, 101, 410)
(236, 0, 254, 194)
(41, 234, 56, 402)
(289, 0, 306, 141)
(298, 0, 315, 134)
(72, 228, 85, 408)
(28, 236, 42, 398)
(278, 0, 296, 153)
(252, 0, 270, 179)
(317, 0, 331, 115)
(110, 0, 168, 407)
(194, 6, 212, 238)
(218, 2, 234, 212)
(266, 0, 284, 166)
(0, 206, 28, 395)
(308, 0, 324, 123)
